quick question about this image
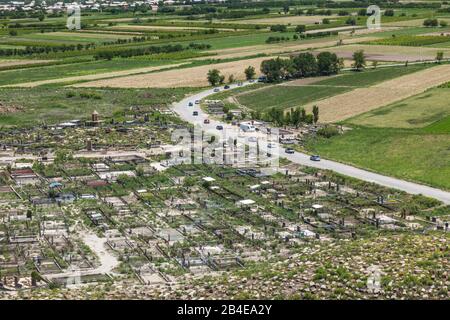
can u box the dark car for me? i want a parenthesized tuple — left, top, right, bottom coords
(193, 111, 198, 116)
(204, 119, 210, 124)
(216, 125, 224, 130)
(188, 102, 193, 107)
(310, 155, 321, 161)
(285, 148, 295, 154)
(224, 85, 230, 89)
(257, 76, 267, 83)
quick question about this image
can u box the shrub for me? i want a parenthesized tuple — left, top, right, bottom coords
(317, 126, 340, 138)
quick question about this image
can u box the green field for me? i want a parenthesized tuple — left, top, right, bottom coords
(423, 115, 450, 133)
(0, 58, 175, 86)
(315, 64, 430, 87)
(237, 85, 348, 112)
(306, 127, 450, 190)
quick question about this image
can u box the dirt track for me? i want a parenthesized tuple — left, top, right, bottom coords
(302, 64, 450, 122)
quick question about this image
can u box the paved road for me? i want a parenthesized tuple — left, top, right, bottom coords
(172, 82, 450, 205)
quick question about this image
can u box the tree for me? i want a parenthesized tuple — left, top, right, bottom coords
(301, 108, 307, 122)
(291, 107, 303, 128)
(352, 50, 366, 71)
(292, 52, 318, 77)
(440, 20, 448, 28)
(312, 105, 319, 124)
(228, 74, 235, 83)
(384, 9, 394, 17)
(357, 9, 367, 16)
(266, 107, 284, 126)
(207, 69, 222, 86)
(317, 52, 340, 75)
(436, 51, 444, 63)
(295, 25, 306, 33)
(270, 24, 287, 32)
(346, 17, 356, 26)
(244, 66, 256, 80)
(423, 18, 438, 27)
(260, 58, 284, 82)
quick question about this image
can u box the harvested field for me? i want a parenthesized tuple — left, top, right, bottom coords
(72, 57, 271, 88)
(231, 15, 339, 25)
(0, 101, 23, 114)
(302, 64, 450, 122)
(3, 63, 186, 88)
(0, 59, 52, 68)
(305, 26, 364, 34)
(42, 31, 135, 39)
(108, 25, 237, 32)
(347, 87, 450, 128)
(326, 44, 450, 61)
(385, 18, 450, 27)
(202, 36, 378, 60)
(340, 26, 402, 36)
(79, 29, 144, 36)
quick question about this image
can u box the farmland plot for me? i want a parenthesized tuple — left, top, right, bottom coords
(303, 64, 450, 122)
(326, 44, 450, 62)
(72, 56, 271, 88)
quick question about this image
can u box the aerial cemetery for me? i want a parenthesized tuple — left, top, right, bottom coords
(0, 107, 448, 299)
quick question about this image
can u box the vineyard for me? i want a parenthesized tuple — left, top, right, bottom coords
(367, 35, 450, 46)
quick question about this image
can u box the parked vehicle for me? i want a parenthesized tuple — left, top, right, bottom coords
(193, 111, 198, 116)
(240, 123, 256, 132)
(237, 82, 243, 86)
(248, 137, 258, 142)
(285, 148, 295, 154)
(203, 119, 210, 124)
(216, 125, 223, 130)
(213, 88, 220, 92)
(310, 155, 321, 161)
(224, 85, 230, 89)
(188, 102, 193, 107)
(195, 100, 200, 104)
